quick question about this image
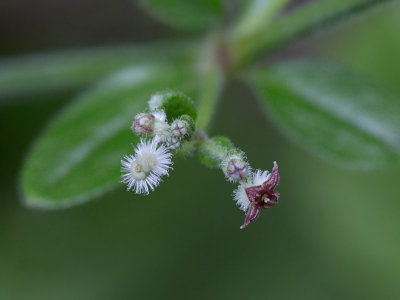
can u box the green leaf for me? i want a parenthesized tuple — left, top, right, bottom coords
(0, 41, 195, 103)
(318, 1, 400, 95)
(21, 61, 198, 209)
(249, 60, 400, 169)
(138, 0, 224, 30)
(230, 0, 290, 41)
(231, 0, 396, 68)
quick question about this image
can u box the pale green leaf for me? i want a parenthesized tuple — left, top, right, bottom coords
(138, 0, 224, 30)
(230, 0, 290, 41)
(232, 0, 395, 68)
(266, 0, 396, 50)
(0, 41, 195, 103)
(250, 60, 400, 168)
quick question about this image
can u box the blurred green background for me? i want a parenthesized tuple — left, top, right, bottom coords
(1, 1, 400, 299)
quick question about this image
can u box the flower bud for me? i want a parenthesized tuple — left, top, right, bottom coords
(222, 154, 249, 182)
(171, 119, 190, 137)
(166, 136, 181, 150)
(131, 113, 154, 136)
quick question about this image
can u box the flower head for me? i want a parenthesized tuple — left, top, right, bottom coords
(121, 138, 173, 194)
(233, 161, 280, 229)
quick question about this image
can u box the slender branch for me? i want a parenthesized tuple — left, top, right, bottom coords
(230, 0, 396, 69)
(198, 134, 229, 163)
(195, 35, 226, 131)
(195, 68, 223, 131)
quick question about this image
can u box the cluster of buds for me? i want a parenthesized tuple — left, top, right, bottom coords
(122, 90, 281, 229)
(131, 92, 195, 150)
(122, 91, 196, 195)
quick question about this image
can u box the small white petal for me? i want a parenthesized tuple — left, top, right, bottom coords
(152, 110, 166, 122)
(148, 94, 164, 111)
(233, 184, 250, 211)
(151, 110, 171, 142)
(252, 169, 270, 186)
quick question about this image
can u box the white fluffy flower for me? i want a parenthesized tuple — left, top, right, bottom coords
(121, 138, 173, 194)
(233, 170, 270, 211)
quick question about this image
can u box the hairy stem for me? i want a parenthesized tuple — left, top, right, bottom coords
(197, 135, 230, 164)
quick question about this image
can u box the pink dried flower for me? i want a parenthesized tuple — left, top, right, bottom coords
(236, 162, 280, 229)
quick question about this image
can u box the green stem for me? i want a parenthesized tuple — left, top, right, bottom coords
(198, 135, 229, 164)
(230, 0, 395, 69)
(195, 62, 224, 132)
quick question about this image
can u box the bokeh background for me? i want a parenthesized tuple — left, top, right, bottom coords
(1, 1, 400, 299)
